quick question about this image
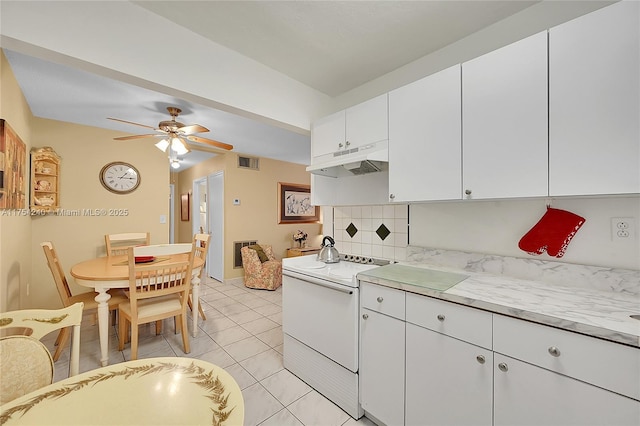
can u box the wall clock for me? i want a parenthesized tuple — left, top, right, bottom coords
(99, 161, 140, 194)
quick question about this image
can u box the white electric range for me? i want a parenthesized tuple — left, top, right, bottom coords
(282, 253, 390, 419)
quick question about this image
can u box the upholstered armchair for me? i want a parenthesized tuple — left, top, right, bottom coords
(240, 245, 282, 290)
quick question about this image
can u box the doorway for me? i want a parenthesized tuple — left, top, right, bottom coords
(192, 173, 224, 282)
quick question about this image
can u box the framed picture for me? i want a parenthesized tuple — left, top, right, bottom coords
(180, 193, 190, 221)
(278, 182, 319, 224)
(0, 119, 27, 209)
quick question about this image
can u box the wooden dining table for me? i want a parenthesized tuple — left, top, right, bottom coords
(70, 253, 205, 367)
(0, 357, 244, 425)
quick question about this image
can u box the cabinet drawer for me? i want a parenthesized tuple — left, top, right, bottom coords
(361, 282, 405, 320)
(405, 293, 492, 350)
(494, 314, 640, 400)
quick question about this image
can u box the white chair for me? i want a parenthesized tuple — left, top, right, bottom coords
(118, 244, 196, 360)
(0, 303, 84, 404)
(41, 241, 127, 361)
(105, 232, 150, 257)
(189, 233, 211, 320)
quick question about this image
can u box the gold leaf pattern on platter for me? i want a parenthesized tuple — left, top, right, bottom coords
(0, 361, 236, 425)
(0, 319, 12, 327)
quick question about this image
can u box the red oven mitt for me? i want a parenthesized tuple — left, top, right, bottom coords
(518, 207, 586, 258)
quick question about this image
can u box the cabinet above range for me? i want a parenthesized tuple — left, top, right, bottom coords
(307, 94, 389, 178)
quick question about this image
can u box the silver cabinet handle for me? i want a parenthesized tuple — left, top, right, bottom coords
(362, 313, 369, 320)
(437, 314, 445, 322)
(345, 141, 351, 147)
(548, 346, 561, 357)
(339, 142, 344, 149)
(476, 355, 486, 364)
(465, 189, 472, 195)
(389, 194, 395, 199)
(376, 296, 384, 303)
(498, 362, 508, 372)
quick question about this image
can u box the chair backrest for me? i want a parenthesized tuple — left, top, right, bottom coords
(41, 241, 73, 307)
(0, 303, 84, 383)
(105, 232, 150, 256)
(0, 336, 54, 405)
(193, 233, 211, 276)
(126, 245, 195, 316)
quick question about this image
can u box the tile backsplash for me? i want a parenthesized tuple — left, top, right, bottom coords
(332, 204, 409, 261)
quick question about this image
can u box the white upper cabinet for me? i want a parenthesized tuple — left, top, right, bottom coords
(389, 65, 462, 202)
(549, 1, 640, 196)
(345, 94, 388, 150)
(311, 110, 345, 159)
(311, 94, 388, 159)
(462, 31, 549, 200)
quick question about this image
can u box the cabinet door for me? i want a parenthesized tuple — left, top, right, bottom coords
(360, 308, 404, 426)
(494, 353, 640, 426)
(462, 31, 548, 199)
(346, 94, 388, 150)
(389, 65, 462, 202)
(405, 323, 492, 426)
(311, 110, 345, 158)
(549, 1, 640, 196)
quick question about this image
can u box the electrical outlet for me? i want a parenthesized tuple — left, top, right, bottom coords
(611, 217, 635, 241)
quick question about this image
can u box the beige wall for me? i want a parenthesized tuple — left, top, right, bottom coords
(27, 118, 169, 309)
(0, 50, 33, 311)
(176, 153, 322, 279)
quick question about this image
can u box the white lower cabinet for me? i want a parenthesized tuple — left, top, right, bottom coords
(360, 308, 405, 426)
(494, 353, 640, 426)
(360, 282, 405, 426)
(359, 285, 640, 426)
(405, 323, 492, 426)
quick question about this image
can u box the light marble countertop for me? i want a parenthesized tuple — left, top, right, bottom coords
(357, 262, 640, 348)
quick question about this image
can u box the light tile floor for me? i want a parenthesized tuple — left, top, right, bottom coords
(44, 276, 376, 426)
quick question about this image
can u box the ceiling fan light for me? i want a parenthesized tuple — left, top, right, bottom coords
(171, 137, 189, 155)
(170, 159, 181, 169)
(155, 139, 170, 152)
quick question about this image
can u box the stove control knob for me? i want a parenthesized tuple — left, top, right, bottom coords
(355, 256, 361, 262)
(377, 297, 384, 303)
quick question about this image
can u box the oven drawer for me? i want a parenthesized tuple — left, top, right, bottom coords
(361, 281, 405, 320)
(283, 274, 359, 372)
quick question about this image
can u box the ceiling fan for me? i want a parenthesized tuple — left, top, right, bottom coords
(107, 106, 234, 156)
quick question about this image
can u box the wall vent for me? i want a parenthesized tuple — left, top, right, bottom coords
(238, 155, 260, 170)
(233, 240, 257, 268)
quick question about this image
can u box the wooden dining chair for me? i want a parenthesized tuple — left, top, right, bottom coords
(105, 232, 150, 257)
(188, 233, 211, 320)
(118, 243, 196, 360)
(41, 241, 128, 361)
(0, 303, 84, 404)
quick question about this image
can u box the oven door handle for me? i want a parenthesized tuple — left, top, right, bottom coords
(285, 270, 354, 294)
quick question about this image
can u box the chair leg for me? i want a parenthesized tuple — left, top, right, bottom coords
(131, 321, 139, 360)
(155, 320, 163, 335)
(188, 295, 207, 320)
(52, 327, 69, 362)
(178, 314, 190, 354)
(118, 315, 126, 351)
(198, 301, 207, 320)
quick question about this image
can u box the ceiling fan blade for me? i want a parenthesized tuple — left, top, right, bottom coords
(179, 124, 209, 135)
(113, 134, 160, 141)
(186, 135, 233, 151)
(107, 117, 156, 130)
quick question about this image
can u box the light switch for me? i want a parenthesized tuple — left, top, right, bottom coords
(159, 215, 167, 224)
(233, 199, 241, 205)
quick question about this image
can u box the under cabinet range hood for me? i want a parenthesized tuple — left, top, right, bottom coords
(306, 140, 388, 178)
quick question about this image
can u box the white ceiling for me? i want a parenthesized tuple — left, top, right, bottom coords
(3, 0, 540, 171)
